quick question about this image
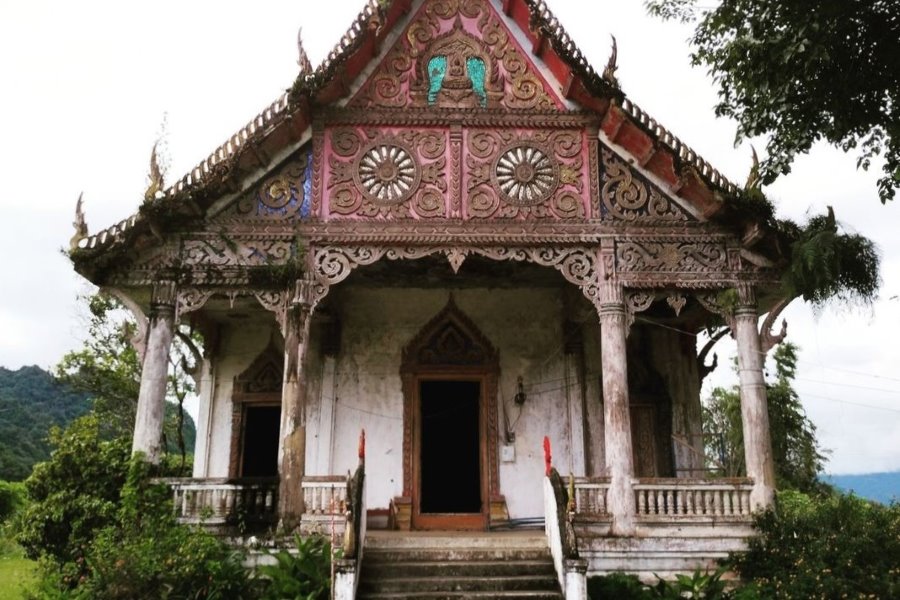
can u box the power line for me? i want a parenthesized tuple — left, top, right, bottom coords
(795, 377, 900, 397)
(800, 392, 900, 414)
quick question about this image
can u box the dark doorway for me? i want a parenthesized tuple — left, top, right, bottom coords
(419, 380, 482, 514)
(240, 405, 280, 477)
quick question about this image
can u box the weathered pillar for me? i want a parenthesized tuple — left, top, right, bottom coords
(733, 284, 776, 510)
(278, 277, 319, 530)
(598, 282, 636, 535)
(132, 280, 176, 464)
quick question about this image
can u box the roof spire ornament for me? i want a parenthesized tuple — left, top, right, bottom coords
(602, 35, 618, 86)
(297, 27, 313, 75)
(144, 141, 165, 203)
(367, 0, 386, 37)
(70, 192, 88, 251)
(745, 145, 761, 192)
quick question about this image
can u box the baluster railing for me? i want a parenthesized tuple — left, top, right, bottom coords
(632, 478, 754, 521)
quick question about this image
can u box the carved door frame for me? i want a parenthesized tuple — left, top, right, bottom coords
(398, 298, 502, 530)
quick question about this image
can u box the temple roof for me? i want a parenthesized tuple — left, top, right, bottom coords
(74, 0, 747, 258)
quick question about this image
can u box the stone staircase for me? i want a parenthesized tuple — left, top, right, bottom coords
(357, 531, 564, 599)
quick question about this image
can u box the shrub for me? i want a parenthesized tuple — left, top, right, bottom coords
(34, 456, 254, 599)
(588, 572, 652, 599)
(15, 414, 130, 565)
(257, 534, 332, 600)
(0, 480, 26, 522)
(729, 490, 900, 599)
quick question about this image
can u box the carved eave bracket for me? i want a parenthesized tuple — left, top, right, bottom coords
(759, 297, 791, 355)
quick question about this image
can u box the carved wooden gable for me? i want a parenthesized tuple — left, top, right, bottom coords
(349, 0, 563, 111)
(234, 339, 284, 394)
(599, 144, 696, 223)
(402, 297, 499, 371)
(212, 146, 313, 224)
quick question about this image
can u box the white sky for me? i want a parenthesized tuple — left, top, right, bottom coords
(0, 1, 897, 475)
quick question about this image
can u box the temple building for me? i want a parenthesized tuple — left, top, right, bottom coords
(70, 0, 789, 594)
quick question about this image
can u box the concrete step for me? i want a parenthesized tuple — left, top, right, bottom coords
(363, 547, 553, 562)
(359, 574, 560, 594)
(361, 559, 556, 578)
(358, 533, 562, 599)
(357, 593, 563, 600)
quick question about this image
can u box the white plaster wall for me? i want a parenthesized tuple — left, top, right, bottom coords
(203, 318, 276, 478)
(316, 287, 578, 520)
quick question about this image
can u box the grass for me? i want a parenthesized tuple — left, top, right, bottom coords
(0, 528, 36, 600)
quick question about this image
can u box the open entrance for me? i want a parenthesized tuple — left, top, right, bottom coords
(240, 405, 280, 477)
(400, 297, 501, 530)
(419, 380, 482, 514)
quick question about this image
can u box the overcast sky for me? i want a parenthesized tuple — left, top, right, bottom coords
(1, 1, 897, 475)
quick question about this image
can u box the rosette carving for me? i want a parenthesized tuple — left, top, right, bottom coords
(466, 130, 587, 219)
(324, 128, 448, 219)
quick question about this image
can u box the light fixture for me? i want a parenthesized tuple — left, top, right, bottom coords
(513, 375, 527, 406)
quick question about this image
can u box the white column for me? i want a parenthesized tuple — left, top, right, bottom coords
(278, 278, 318, 529)
(598, 282, 636, 535)
(733, 284, 776, 510)
(132, 280, 176, 464)
(192, 356, 216, 477)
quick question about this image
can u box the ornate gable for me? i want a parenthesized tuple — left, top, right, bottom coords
(599, 145, 696, 223)
(349, 0, 563, 110)
(402, 296, 499, 371)
(234, 338, 284, 394)
(211, 147, 313, 224)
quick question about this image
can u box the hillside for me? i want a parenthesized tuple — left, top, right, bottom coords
(0, 366, 196, 481)
(825, 472, 900, 505)
(0, 366, 91, 480)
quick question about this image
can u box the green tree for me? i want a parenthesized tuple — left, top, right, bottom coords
(646, 0, 900, 203)
(703, 343, 827, 494)
(56, 293, 197, 466)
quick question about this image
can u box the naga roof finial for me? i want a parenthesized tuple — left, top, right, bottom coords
(297, 27, 313, 75)
(602, 35, 618, 86)
(745, 145, 761, 192)
(144, 141, 165, 203)
(70, 192, 88, 251)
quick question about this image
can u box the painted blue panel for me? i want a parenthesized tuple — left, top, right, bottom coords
(427, 55, 448, 105)
(467, 57, 487, 107)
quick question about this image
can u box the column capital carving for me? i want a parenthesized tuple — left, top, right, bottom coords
(598, 281, 625, 308)
(735, 282, 757, 313)
(150, 280, 177, 316)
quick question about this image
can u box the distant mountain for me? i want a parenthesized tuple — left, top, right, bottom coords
(0, 366, 196, 481)
(824, 472, 900, 504)
(0, 365, 92, 480)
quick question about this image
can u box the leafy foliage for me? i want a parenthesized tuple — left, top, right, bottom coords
(703, 343, 827, 494)
(15, 423, 253, 599)
(0, 366, 91, 481)
(730, 490, 900, 599)
(14, 414, 131, 566)
(781, 208, 881, 309)
(57, 293, 197, 466)
(646, 0, 900, 203)
(257, 534, 333, 600)
(588, 568, 735, 599)
(0, 481, 26, 524)
(61, 458, 253, 600)
(588, 572, 651, 599)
